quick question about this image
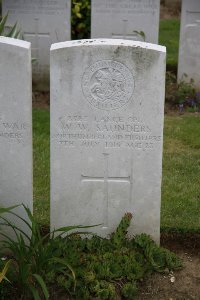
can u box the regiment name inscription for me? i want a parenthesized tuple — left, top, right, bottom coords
(53, 113, 161, 150)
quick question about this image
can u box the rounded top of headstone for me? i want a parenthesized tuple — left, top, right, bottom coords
(0, 36, 30, 49)
(51, 39, 166, 53)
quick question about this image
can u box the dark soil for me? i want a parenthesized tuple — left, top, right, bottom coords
(33, 91, 50, 109)
(138, 233, 200, 300)
(160, 1, 181, 20)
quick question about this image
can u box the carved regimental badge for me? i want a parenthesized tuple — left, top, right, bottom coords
(82, 60, 134, 110)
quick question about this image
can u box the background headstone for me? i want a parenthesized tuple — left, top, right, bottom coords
(2, 0, 71, 91)
(91, 0, 160, 43)
(50, 39, 166, 243)
(0, 37, 32, 238)
(178, 0, 200, 89)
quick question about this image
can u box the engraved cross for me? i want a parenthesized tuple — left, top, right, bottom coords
(81, 153, 133, 227)
(24, 18, 50, 63)
(112, 19, 140, 40)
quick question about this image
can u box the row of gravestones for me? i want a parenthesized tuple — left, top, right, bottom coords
(0, 36, 166, 244)
(2, 0, 160, 91)
(3, 0, 200, 90)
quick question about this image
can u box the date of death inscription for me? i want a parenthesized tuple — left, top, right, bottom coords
(53, 114, 161, 151)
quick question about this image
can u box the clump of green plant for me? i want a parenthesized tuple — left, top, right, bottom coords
(0, 13, 21, 38)
(71, 0, 91, 39)
(165, 71, 200, 112)
(0, 205, 92, 299)
(0, 208, 183, 300)
(53, 213, 183, 299)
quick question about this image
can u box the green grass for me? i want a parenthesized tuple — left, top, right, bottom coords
(33, 108, 50, 225)
(162, 115, 200, 232)
(159, 19, 180, 68)
(33, 109, 200, 233)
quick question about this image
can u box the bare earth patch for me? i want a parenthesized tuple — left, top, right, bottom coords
(33, 92, 50, 109)
(138, 234, 200, 300)
(160, 3, 181, 20)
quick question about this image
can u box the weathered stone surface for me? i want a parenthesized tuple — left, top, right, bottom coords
(0, 37, 32, 237)
(178, 0, 200, 89)
(91, 0, 160, 43)
(50, 39, 166, 243)
(2, 0, 71, 91)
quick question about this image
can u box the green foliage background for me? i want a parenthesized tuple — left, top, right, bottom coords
(71, 0, 91, 39)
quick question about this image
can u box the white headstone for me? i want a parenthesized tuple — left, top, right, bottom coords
(2, 0, 71, 90)
(50, 39, 166, 243)
(91, 0, 160, 43)
(0, 37, 32, 238)
(178, 0, 200, 89)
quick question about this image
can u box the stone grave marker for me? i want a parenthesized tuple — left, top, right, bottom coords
(0, 37, 32, 238)
(91, 0, 160, 43)
(50, 39, 166, 243)
(2, 0, 71, 91)
(178, 0, 200, 89)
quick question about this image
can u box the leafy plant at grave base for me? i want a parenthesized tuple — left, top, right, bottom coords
(71, 0, 91, 40)
(176, 74, 196, 105)
(0, 204, 93, 300)
(0, 206, 183, 299)
(0, 13, 21, 39)
(0, 259, 13, 300)
(53, 213, 183, 299)
(165, 71, 200, 111)
(0, 259, 12, 283)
